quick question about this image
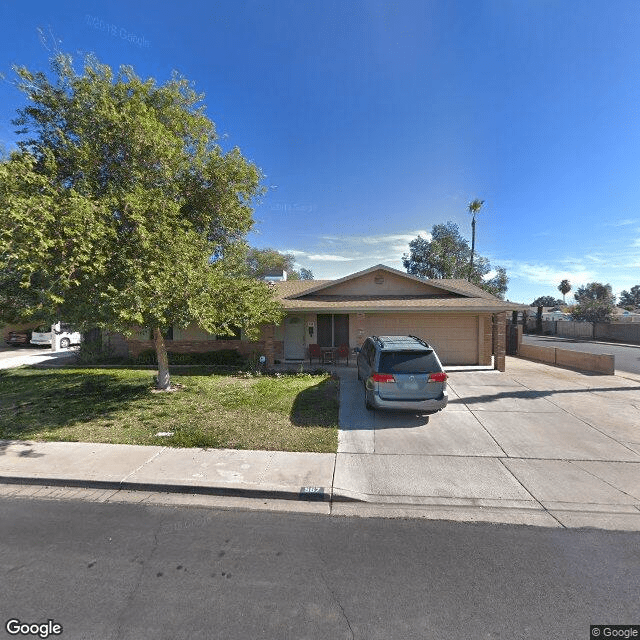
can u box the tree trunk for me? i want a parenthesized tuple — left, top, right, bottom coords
(153, 328, 171, 390)
(469, 217, 476, 281)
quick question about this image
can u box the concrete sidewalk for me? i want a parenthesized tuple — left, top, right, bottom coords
(1, 356, 639, 530)
(0, 440, 336, 514)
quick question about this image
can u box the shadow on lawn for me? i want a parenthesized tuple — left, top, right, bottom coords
(0, 370, 152, 439)
(290, 377, 339, 427)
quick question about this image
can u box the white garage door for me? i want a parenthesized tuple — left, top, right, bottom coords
(364, 314, 479, 365)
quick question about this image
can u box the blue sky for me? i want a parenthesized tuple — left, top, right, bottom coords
(1, 0, 639, 304)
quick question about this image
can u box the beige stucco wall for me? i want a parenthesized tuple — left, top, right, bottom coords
(480, 314, 493, 366)
(555, 349, 614, 374)
(518, 343, 614, 374)
(318, 269, 451, 296)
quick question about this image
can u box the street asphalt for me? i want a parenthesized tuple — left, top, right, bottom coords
(1, 355, 639, 530)
(3, 498, 639, 640)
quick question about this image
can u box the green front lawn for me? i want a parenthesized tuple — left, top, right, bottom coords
(0, 368, 339, 453)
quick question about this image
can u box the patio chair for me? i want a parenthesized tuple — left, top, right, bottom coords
(308, 343, 322, 364)
(336, 343, 350, 365)
(323, 347, 336, 364)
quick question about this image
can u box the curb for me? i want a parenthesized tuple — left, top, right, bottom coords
(0, 476, 334, 503)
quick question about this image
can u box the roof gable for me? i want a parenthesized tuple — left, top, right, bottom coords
(288, 264, 472, 299)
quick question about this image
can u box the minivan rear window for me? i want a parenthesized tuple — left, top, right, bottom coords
(379, 351, 438, 374)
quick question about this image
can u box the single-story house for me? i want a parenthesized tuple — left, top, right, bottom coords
(117, 264, 526, 371)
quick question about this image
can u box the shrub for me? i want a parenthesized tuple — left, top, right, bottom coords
(76, 339, 129, 365)
(135, 349, 158, 365)
(134, 348, 248, 367)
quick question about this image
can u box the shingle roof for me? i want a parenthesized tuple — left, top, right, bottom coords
(275, 295, 521, 312)
(271, 265, 526, 313)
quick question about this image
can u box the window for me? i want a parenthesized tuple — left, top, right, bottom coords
(317, 314, 349, 347)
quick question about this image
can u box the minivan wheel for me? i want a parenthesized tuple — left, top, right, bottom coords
(59, 338, 70, 348)
(364, 385, 373, 411)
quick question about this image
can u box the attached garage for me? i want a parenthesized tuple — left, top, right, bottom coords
(361, 313, 482, 366)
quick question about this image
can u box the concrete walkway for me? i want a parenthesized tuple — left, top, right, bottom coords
(1, 357, 639, 530)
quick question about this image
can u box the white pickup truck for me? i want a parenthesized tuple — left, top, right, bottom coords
(30, 323, 82, 348)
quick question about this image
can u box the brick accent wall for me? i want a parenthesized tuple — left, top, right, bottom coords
(262, 324, 275, 366)
(492, 312, 506, 371)
(125, 339, 265, 359)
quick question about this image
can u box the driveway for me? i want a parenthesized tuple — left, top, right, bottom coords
(0, 345, 79, 369)
(333, 357, 640, 529)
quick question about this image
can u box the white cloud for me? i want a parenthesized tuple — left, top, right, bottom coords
(320, 230, 431, 247)
(500, 260, 595, 288)
(358, 231, 432, 245)
(279, 229, 430, 268)
(306, 254, 354, 262)
(610, 219, 636, 226)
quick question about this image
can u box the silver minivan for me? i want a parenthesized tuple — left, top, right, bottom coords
(357, 335, 448, 413)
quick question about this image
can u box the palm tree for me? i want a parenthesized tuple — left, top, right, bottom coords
(558, 279, 571, 303)
(467, 199, 484, 281)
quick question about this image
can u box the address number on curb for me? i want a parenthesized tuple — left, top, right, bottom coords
(299, 487, 325, 501)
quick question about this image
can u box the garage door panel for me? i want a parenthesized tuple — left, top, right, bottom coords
(365, 314, 479, 365)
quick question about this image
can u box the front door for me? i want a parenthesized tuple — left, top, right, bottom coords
(284, 316, 305, 360)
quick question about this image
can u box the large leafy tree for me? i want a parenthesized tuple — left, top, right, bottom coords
(531, 296, 563, 308)
(0, 266, 51, 325)
(619, 285, 640, 310)
(246, 247, 313, 280)
(570, 282, 615, 323)
(402, 221, 509, 299)
(0, 53, 283, 389)
(574, 282, 615, 303)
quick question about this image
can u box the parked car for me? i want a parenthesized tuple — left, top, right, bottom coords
(356, 335, 448, 413)
(4, 330, 32, 347)
(30, 323, 82, 348)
